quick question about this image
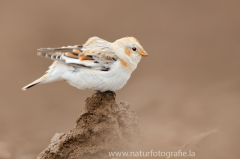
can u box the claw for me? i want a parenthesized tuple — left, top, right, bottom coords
(104, 91, 116, 97)
(95, 91, 101, 97)
(95, 90, 116, 98)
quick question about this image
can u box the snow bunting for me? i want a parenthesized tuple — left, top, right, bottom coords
(22, 37, 148, 92)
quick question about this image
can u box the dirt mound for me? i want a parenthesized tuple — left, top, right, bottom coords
(37, 92, 140, 159)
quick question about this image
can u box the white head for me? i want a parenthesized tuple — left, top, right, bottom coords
(112, 37, 148, 71)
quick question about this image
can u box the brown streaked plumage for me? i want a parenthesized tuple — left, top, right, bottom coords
(120, 59, 128, 68)
(84, 37, 101, 47)
(124, 48, 132, 56)
(80, 56, 93, 61)
(65, 52, 79, 59)
(73, 49, 81, 54)
(74, 45, 82, 48)
(133, 38, 143, 48)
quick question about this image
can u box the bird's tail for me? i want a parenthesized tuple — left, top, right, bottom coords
(22, 75, 47, 91)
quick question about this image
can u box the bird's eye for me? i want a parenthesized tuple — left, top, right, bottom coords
(132, 47, 137, 51)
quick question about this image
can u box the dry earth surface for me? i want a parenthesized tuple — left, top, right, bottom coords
(0, 1, 240, 159)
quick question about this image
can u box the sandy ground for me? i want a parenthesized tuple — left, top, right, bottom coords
(0, 1, 240, 159)
(37, 92, 140, 159)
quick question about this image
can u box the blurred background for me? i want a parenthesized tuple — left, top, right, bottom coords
(0, 0, 240, 158)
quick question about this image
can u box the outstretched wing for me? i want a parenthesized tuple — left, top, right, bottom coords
(37, 37, 117, 71)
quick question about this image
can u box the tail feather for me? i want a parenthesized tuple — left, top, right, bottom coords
(37, 52, 65, 62)
(22, 76, 47, 91)
(22, 61, 63, 91)
(22, 82, 40, 91)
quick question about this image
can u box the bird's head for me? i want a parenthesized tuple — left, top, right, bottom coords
(113, 37, 148, 70)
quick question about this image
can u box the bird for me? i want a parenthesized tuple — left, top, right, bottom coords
(22, 36, 148, 93)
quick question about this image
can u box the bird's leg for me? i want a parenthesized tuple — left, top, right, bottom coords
(95, 90, 116, 98)
(95, 90, 101, 97)
(104, 90, 116, 97)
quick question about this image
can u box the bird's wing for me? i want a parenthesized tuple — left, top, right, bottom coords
(37, 37, 117, 71)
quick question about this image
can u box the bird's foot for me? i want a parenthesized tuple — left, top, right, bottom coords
(104, 90, 116, 97)
(95, 90, 116, 98)
(95, 91, 101, 97)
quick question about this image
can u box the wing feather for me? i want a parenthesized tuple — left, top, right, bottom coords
(37, 37, 118, 71)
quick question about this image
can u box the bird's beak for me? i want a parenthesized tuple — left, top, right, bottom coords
(140, 51, 148, 57)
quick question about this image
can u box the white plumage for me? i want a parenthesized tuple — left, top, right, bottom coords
(22, 36, 148, 92)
